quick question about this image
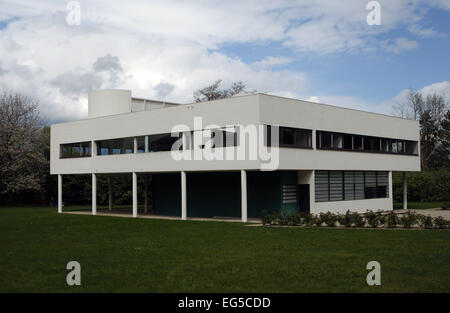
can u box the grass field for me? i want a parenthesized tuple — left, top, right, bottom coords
(1, 206, 449, 292)
(393, 201, 448, 210)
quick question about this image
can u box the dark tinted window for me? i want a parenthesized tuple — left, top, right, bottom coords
(321, 132, 332, 148)
(97, 137, 134, 155)
(280, 128, 295, 145)
(149, 133, 180, 152)
(60, 142, 91, 158)
(354, 135, 363, 150)
(343, 134, 353, 149)
(273, 126, 312, 148)
(316, 131, 417, 155)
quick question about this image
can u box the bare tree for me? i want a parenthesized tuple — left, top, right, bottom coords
(226, 81, 247, 97)
(193, 80, 253, 103)
(392, 88, 424, 120)
(0, 91, 46, 194)
(392, 89, 449, 168)
(393, 88, 447, 121)
(420, 93, 449, 168)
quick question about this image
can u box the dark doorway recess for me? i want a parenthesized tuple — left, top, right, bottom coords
(297, 184, 310, 213)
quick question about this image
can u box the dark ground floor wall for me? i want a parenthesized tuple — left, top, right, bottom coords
(152, 170, 299, 218)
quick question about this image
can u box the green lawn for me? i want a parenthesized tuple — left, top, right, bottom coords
(1, 206, 449, 292)
(393, 201, 448, 210)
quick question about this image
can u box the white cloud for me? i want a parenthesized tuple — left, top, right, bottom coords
(0, 6, 308, 122)
(385, 37, 419, 54)
(301, 94, 383, 114)
(251, 57, 294, 70)
(299, 81, 450, 118)
(389, 81, 450, 106)
(408, 24, 444, 38)
(420, 81, 450, 100)
(380, 81, 450, 117)
(0, 0, 448, 122)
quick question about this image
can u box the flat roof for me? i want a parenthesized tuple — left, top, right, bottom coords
(52, 92, 417, 126)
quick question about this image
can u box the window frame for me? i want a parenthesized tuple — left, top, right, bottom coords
(315, 170, 389, 203)
(267, 125, 313, 149)
(60, 141, 92, 159)
(316, 130, 418, 156)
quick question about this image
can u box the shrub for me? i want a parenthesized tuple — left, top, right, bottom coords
(433, 216, 447, 229)
(301, 213, 313, 226)
(262, 214, 271, 226)
(385, 211, 399, 228)
(289, 211, 302, 226)
(261, 210, 279, 226)
(338, 211, 353, 227)
(365, 211, 378, 228)
(351, 212, 365, 228)
(442, 202, 450, 210)
(313, 215, 323, 227)
(278, 209, 289, 226)
(271, 212, 280, 225)
(320, 212, 338, 227)
(399, 211, 418, 228)
(418, 214, 433, 229)
(261, 210, 271, 226)
(376, 212, 386, 226)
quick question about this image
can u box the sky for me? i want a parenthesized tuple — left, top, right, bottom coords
(0, 0, 449, 123)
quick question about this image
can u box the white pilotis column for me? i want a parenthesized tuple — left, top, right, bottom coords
(108, 175, 113, 211)
(181, 171, 187, 220)
(403, 172, 408, 210)
(241, 170, 247, 223)
(92, 173, 97, 215)
(58, 174, 62, 213)
(132, 172, 138, 217)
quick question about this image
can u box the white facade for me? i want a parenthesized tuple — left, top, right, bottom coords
(51, 90, 420, 217)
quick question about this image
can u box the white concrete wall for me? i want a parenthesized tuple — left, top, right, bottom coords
(260, 94, 421, 172)
(259, 94, 419, 141)
(51, 94, 261, 174)
(88, 89, 132, 118)
(298, 169, 393, 214)
(52, 93, 421, 174)
(278, 148, 418, 172)
(312, 197, 392, 215)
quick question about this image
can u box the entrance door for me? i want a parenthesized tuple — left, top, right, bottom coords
(297, 184, 310, 213)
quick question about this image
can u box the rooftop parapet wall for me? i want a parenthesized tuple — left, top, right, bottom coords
(88, 89, 132, 118)
(88, 89, 181, 118)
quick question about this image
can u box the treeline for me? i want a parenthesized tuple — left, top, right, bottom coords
(0, 92, 145, 206)
(391, 89, 450, 203)
(393, 169, 450, 202)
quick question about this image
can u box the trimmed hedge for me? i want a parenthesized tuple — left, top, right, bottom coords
(261, 210, 450, 229)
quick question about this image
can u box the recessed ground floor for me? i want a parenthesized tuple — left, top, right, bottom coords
(56, 169, 408, 220)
